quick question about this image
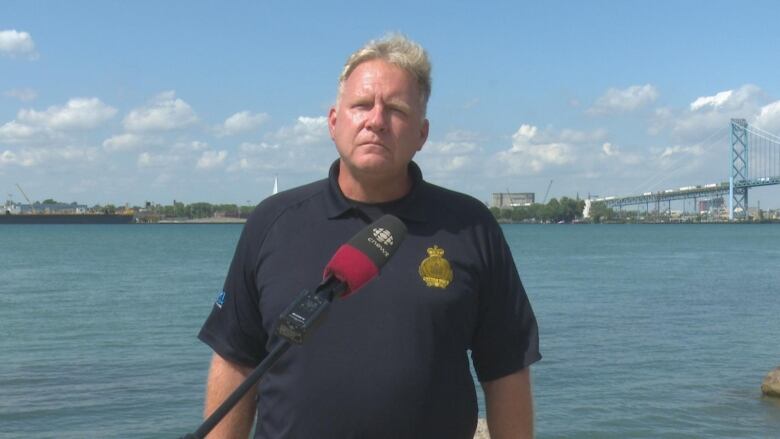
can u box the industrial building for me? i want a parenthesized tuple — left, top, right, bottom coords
(491, 192, 535, 208)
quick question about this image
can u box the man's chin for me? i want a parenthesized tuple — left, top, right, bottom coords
(351, 156, 393, 171)
(349, 160, 404, 179)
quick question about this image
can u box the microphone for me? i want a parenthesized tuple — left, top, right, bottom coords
(275, 214, 407, 344)
(323, 213, 407, 297)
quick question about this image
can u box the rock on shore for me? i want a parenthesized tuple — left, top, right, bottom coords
(762, 367, 780, 397)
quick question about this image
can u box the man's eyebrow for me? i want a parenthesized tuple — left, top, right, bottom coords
(386, 98, 412, 112)
(346, 96, 373, 107)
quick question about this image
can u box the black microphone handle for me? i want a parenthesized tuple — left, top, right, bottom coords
(181, 340, 292, 439)
(181, 277, 346, 438)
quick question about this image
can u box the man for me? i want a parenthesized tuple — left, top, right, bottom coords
(198, 34, 541, 438)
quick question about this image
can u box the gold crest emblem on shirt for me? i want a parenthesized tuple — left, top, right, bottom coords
(418, 245, 453, 289)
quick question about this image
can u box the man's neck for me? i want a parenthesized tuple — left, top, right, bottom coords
(337, 162, 413, 203)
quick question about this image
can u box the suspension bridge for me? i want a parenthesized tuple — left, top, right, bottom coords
(588, 119, 780, 220)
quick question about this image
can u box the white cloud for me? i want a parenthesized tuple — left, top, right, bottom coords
(588, 84, 658, 115)
(0, 150, 20, 166)
(152, 173, 175, 185)
(239, 141, 279, 153)
(59, 146, 98, 162)
(191, 141, 208, 150)
(0, 29, 38, 59)
(443, 130, 481, 142)
(559, 128, 608, 143)
(229, 116, 333, 174)
(425, 140, 477, 155)
(232, 142, 328, 173)
(237, 158, 250, 170)
(600, 142, 642, 165)
(753, 100, 780, 134)
(137, 151, 180, 168)
(647, 107, 673, 135)
(103, 133, 143, 152)
(654, 84, 766, 143)
(0, 146, 97, 167)
(137, 153, 153, 167)
(418, 138, 480, 175)
(4, 88, 38, 102)
(660, 144, 705, 159)
(196, 150, 228, 169)
(690, 90, 733, 111)
(493, 124, 575, 175)
(123, 91, 198, 132)
(688, 85, 762, 113)
(171, 140, 209, 151)
(271, 116, 328, 145)
(0, 121, 40, 142)
(428, 155, 472, 172)
(0, 98, 115, 147)
(484, 124, 639, 192)
(18, 98, 117, 130)
(217, 111, 269, 136)
(165, 140, 210, 151)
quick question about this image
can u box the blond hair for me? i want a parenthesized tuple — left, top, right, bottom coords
(338, 34, 432, 115)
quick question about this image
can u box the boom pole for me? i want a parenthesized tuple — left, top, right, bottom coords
(15, 183, 34, 213)
(542, 179, 553, 204)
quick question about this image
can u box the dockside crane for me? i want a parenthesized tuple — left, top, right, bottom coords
(542, 179, 553, 204)
(15, 183, 34, 213)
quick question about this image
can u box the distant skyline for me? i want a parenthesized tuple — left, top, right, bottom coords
(2, 0, 780, 207)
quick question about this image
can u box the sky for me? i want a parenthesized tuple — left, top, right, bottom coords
(2, 0, 780, 209)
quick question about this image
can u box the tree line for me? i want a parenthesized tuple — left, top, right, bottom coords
(99, 202, 255, 218)
(488, 197, 616, 223)
(32, 197, 622, 223)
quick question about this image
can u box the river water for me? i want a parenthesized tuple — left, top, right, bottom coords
(1, 224, 779, 438)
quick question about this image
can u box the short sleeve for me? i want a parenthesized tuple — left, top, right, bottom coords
(470, 221, 541, 382)
(198, 218, 269, 367)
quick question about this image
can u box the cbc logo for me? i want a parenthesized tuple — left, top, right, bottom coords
(372, 228, 394, 246)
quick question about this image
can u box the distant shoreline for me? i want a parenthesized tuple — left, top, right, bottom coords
(155, 218, 246, 224)
(496, 219, 780, 225)
(150, 218, 780, 225)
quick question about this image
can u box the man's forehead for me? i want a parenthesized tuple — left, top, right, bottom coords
(343, 60, 420, 97)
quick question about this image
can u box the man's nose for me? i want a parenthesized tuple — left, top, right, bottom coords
(365, 104, 387, 132)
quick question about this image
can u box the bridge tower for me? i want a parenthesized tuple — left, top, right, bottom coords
(729, 118, 749, 220)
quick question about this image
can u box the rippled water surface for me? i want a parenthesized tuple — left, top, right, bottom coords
(2, 224, 779, 438)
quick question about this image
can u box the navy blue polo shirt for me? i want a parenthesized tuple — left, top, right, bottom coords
(198, 160, 540, 439)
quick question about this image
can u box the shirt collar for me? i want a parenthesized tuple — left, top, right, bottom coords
(324, 159, 428, 223)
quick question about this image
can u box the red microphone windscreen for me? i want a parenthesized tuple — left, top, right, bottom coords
(322, 215, 406, 298)
(323, 244, 379, 298)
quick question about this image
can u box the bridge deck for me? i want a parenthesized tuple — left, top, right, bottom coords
(593, 177, 780, 208)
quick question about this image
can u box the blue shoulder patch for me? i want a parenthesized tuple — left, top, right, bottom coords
(215, 290, 226, 309)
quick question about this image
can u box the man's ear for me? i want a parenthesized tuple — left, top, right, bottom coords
(417, 118, 429, 151)
(328, 106, 337, 140)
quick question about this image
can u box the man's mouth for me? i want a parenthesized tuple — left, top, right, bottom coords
(359, 140, 386, 149)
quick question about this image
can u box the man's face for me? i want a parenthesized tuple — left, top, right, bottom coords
(328, 59, 429, 180)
